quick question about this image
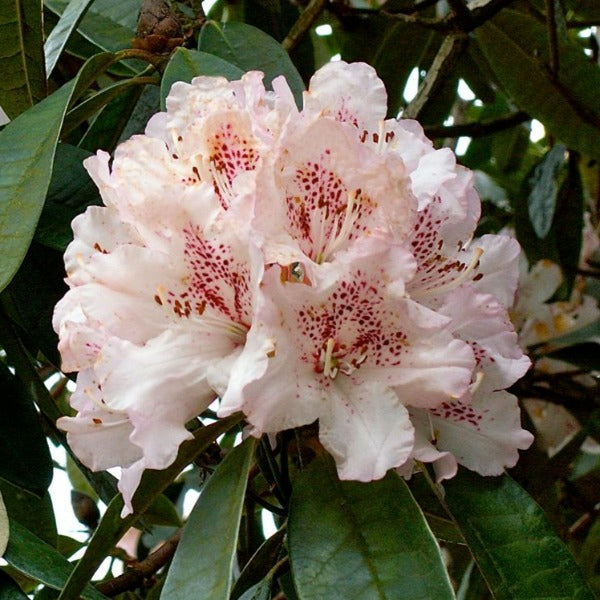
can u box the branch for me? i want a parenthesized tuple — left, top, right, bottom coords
(544, 0, 559, 79)
(403, 34, 468, 120)
(96, 530, 182, 597)
(282, 0, 328, 52)
(423, 110, 530, 138)
(384, 0, 515, 32)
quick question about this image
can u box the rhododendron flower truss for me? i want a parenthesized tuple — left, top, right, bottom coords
(54, 60, 534, 511)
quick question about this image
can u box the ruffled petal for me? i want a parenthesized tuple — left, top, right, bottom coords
(319, 381, 415, 481)
(418, 390, 534, 475)
(304, 61, 387, 132)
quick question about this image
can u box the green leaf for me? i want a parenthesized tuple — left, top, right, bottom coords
(62, 77, 155, 137)
(78, 85, 143, 152)
(238, 578, 271, 600)
(0, 480, 57, 547)
(527, 143, 566, 239)
(0, 79, 74, 292)
(3, 520, 108, 600)
(45, 0, 139, 53)
(142, 493, 182, 528)
(44, 0, 96, 76)
(57, 414, 243, 600)
(0, 570, 30, 599)
(0, 362, 53, 495)
(231, 528, 286, 600)
(334, 17, 428, 117)
(161, 438, 256, 600)
(198, 21, 305, 107)
(545, 342, 600, 370)
(161, 48, 244, 110)
(35, 143, 100, 252)
(0, 0, 45, 119)
(553, 152, 584, 298)
(476, 10, 600, 160)
(443, 469, 596, 600)
(0, 49, 114, 292)
(514, 149, 584, 297)
(2, 242, 67, 366)
(0, 492, 8, 556)
(288, 457, 454, 600)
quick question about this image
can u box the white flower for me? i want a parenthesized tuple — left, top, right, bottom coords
(55, 61, 533, 508)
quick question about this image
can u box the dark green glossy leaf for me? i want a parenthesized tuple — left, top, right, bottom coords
(238, 578, 271, 600)
(198, 21, 304, 107)
(0, 0, 45, 119)
(567, 0, 600, 20)
(57, 414, 243, 600)
(527, 143, 566, 239)
(161, 438, 256, 600)
(514, 149, 584, 297)
(477, 10, 600, 159)
(2, 242, 67, 366)
(0, 363, 53, 495)
(336, 17, 428, 117)
(288, 457, 454, 600)
(545, 342, 600, 370)
(3, 520, 108, 600)
(0, 570, 29, 599)
(142, 493, 182, 528)
(44, 0, 96, 76)
(115, 85, 160, 142)
(35, 143, 100, 252)
(161, 48, 244, 110)
(62, 77, 155, 137)
(78, 85, 143, 152)
(553, 152, 584, 298)
(45, 0, 138, 52)
(580, 517, 600, 596)
(443, 469, 596, 600)
(492, 124, 530, 174)
(0, 80, 73, 292)
(0, 480, 57, 547)
(231, 528, 286, 600)
(0, 51, 114, 293)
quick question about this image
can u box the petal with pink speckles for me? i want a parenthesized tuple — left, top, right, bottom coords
(255, 117, 415, 267)
(413, 390, 534, 475)
(304, 61, 387, 132)
(57, 370, 142, 471)
(439, 286, 530, 394)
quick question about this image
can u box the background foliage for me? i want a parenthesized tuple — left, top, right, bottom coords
(1, 0, 600, 597)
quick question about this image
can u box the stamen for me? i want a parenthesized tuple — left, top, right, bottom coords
(209, 162, 235, 206)
(323, 338, 336, 379)
(414, 247, 484, 298)
(316, 190, 360, 263)
(427, 412, 437, 444)
(469, 370, 485, 394)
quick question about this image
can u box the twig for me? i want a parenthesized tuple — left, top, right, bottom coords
(282, 0, 328, 52)
(567, 19, 600, 28)
(385, 0, 515, 32)
(447, 0, 472, 29)
(403, 33, 468, 120)
(544, 0, 559, 79)
(392, 0, 441, 15)
(382, 11, 453, 31)
(96, 530, 182, 597)
(423, 110, 530, 138)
